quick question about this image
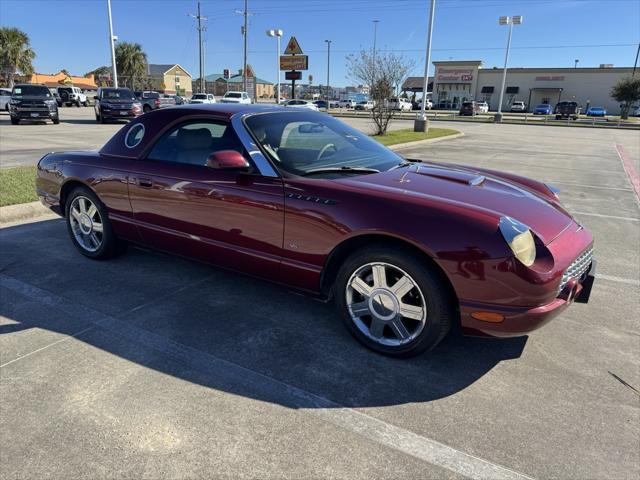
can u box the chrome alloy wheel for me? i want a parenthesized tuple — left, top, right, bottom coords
(346, 262, 427, 347)
(69, 196, 104, 252)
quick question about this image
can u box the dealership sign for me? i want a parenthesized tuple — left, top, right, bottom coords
(280, 55, 308, 71)
(535, 76, 565, 81)
(436, 68, 474, 82)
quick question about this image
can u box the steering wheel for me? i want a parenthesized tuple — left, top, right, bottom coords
(316, 143, 337, 162)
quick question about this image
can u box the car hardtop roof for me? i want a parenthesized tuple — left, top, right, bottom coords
(14, 83, 47, 87)
(225, 91, 248, 94)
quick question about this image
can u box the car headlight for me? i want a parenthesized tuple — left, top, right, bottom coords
(499, 216, 536, 267)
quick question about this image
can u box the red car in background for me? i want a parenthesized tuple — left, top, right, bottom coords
(35, 104, 595, 357)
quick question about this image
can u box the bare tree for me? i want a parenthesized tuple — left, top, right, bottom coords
(346, 49, 414, 135)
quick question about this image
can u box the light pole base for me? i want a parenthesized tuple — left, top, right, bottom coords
(414, 116, 428, 132)
(494, 112, 504, 123)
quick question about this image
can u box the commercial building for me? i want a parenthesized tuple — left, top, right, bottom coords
(403, 61, 633, 114)
(20, 71, 98, 90)
(202, 69, 274, 99)
(147, 64, 193, 96)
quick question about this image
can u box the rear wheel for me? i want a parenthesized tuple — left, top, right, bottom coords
(10, 117, 19, 125)
(334, 246, 454, 357)
(65, 186, 124, 259)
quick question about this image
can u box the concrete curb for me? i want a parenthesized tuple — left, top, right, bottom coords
(388, 132, 465, 151)
(0, 201, 55, 227)
(0, 133, 464, 227)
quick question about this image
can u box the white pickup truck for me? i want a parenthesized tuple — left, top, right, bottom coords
(57, 86, 88, 107)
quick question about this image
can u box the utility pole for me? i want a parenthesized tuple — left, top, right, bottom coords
(235, 1, 253, 97)
(633, 42, 640, 76)
(106, 0, 118, 88)
(325, 40, 331, 108)
(372, 20, 379, 85)
(189, 1, 207, 93)
(414, 0, 435, 132)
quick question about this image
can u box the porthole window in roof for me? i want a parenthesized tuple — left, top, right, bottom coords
(125, 123, 145, 148)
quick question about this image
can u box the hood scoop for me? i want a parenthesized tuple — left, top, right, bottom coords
(412, 165, 486, 186)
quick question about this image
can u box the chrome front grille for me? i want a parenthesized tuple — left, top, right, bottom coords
(559, 247, 593, 293)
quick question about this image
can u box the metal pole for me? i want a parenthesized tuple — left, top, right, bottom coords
(325, 40, 331, 108)
(276, 34, 281, 102)
(633, 42, 640, 76)
(495, 20, 513, 122)
(198, 1, 204, 92)
(107, 0, 118, 88)
(243, 0, 248, 94)
(372, 20, 379, 85)
(415, 0, 435, 131)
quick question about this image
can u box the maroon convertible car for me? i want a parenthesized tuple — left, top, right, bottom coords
(36, 104, 595, 356)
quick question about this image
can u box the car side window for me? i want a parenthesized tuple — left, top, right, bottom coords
(147, 121, 247, 167)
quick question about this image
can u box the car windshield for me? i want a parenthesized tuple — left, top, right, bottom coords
(102, 88, 135, 99)
(225, 93, 242, 98)
(245, 111, 403, 177)
(12, 85, 51, 97)
(192, 94, 207, 99)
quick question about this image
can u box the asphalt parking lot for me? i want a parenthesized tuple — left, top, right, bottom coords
(1, 108, 639, 479)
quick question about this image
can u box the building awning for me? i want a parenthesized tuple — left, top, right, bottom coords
(480, 86, 494, 93)
(506, 86, 519, 94)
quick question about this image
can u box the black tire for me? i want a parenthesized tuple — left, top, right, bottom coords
(52, 114, 60, 125)
(10, 117, 19, 125)
(99, 111, 106, 124)
(83, 101, 88, 107)
(334, 245, 454, 357)
(65, 186, 124, 260)
(76, 101, 81, 108)
(66, 103, 72, 107)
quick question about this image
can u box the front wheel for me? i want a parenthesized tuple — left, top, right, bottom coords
(334, 246, 454, 357)
(65, 187, 124, 259)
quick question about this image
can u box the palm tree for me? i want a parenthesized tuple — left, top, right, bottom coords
(115, 42, 148, 90)
(0, 27, 36, 88)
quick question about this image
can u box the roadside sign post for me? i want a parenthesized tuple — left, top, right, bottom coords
(281, 36, 307, 100)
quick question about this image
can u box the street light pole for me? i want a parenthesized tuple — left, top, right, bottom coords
(414, 0, 436, 132)
(574, 59, 579, 68)
(243, 0, 248, 94)
(267, 29, 283, 103)
(106, 0, 118, 88)
(325, 39, 331, 109)
(372, 20, 379, 84)
(495, 15, 522, 123)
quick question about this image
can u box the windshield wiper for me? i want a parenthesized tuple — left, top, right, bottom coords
(303, 166, 380, 176)
(388, 158, 423, 171)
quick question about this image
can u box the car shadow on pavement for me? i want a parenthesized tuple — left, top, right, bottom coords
(0, 218, 527, 409)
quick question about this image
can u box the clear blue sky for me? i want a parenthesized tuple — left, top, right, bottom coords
(1, 0, 639, 87)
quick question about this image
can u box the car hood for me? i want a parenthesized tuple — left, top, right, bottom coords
(12, 95, 52, 102)
(340, 162, 573, 244)
(102, 98, 136, 104)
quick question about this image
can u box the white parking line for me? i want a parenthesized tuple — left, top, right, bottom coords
(597, 274, 640, 287)
(550, 181, 633, 192)
(0, 273, 534, 480)
(571, 211, 639, 222)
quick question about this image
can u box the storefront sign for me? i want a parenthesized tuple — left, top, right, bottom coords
(280, 55, 308, 71)
(535, 76, 565, 81)
(436, 68, 474, 82)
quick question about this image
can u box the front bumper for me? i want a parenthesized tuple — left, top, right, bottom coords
(11, 109, 58, 119)
(460, 260, 596, 337)
(101, 109, 140, 119)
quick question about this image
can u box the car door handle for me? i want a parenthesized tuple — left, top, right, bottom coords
(137, 178, 153, 188)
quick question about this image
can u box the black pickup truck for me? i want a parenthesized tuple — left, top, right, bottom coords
(554, 101, 581, 120)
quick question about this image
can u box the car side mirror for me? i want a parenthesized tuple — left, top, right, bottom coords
(206, 150, 250, 170)
(93, 95, 98, 100)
